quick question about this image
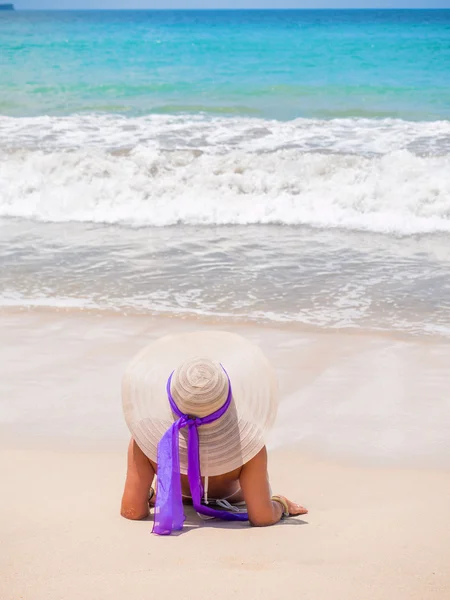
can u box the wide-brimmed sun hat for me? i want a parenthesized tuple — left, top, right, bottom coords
(122, 330, 278, 477)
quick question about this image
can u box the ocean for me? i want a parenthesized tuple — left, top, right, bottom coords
(1, 9, 450, 336)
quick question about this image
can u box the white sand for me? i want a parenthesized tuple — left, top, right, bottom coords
(1, 310, 449, 599)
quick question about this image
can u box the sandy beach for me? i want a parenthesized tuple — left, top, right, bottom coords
(1, 310, 449, 600)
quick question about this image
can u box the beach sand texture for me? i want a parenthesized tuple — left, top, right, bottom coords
(1, 311, 449, 600)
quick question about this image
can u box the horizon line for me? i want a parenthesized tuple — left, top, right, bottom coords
(10, 7, 450, 11)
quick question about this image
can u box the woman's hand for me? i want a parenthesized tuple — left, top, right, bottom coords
(278, 495, 308, 516)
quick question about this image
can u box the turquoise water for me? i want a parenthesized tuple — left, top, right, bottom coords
(1, 9, 450, 119)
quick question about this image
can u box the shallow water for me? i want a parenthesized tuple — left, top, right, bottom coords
(2, 219, 450, 337)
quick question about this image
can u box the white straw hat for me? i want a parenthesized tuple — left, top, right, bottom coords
(122, 331, 278, 477)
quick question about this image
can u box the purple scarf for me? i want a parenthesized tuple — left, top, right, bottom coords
(152, 368, 249, 535)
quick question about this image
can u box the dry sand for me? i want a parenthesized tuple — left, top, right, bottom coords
(1, 310, 449, 599)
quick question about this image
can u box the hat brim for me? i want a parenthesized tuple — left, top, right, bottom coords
(122, 330, 278, 476)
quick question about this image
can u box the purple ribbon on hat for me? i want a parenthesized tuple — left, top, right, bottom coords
(152, 367, 249, 535)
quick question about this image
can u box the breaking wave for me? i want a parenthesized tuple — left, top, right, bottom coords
(1, 114, 449, 234)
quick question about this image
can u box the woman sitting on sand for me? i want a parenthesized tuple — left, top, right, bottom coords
(120, 331, 307, 534)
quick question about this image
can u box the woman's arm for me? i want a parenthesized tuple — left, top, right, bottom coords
(120, 438, 155, 520)
(239, 446, 308, 527)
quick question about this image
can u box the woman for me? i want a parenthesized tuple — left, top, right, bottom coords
(120, 330, 307, 534)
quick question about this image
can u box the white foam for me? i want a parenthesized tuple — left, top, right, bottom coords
(1, 144, 449, 234)
(1, 113, 450, 155)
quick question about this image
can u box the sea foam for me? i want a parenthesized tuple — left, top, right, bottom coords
(1, 115, 449, 235)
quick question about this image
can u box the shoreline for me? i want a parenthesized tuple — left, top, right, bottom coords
(2, 303, 449, 345)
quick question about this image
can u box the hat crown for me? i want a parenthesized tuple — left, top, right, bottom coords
(170, 358, 229, 418)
